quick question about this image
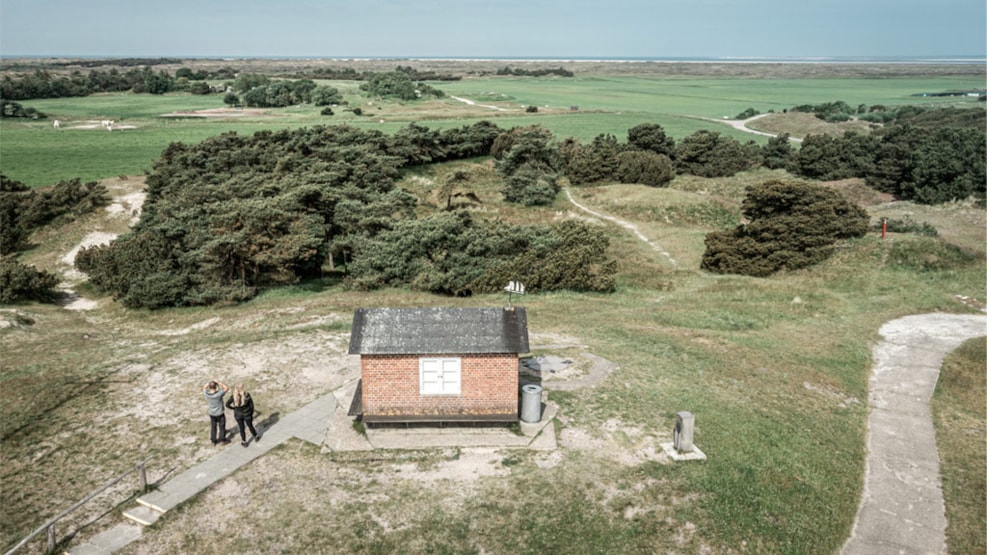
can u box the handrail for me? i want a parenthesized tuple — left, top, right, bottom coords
(4, 457, 153, 555)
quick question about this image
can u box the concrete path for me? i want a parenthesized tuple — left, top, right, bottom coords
(66, 378, 557, 555)
(842, 312, 986, 555)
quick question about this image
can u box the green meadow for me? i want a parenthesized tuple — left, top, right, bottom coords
(2, 72, 982, 187)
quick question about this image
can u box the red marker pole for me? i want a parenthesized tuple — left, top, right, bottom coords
(881, 218, 887, 239)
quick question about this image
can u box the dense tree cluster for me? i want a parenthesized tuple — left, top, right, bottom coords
(290, 65, 461, 82)
(0, 67, 204, 99)
(221, 74, 342, 108)
(786, 108, 986, 204)
(494, 126, 563, 206)
(561, 123, 760, 187)
(1, 100, 45, 119)
(701, 180, 869, 277)
(347, 212, 616, 295)
(0, 175, 106, 303)
(359, 71, 445, 100)
(73, 121, 616, 308)
(495, 66, 574, 77)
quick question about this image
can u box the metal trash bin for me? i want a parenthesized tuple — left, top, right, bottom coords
(520, 384, 542, 423)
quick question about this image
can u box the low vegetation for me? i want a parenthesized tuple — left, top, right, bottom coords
(1, 58, 984, 554)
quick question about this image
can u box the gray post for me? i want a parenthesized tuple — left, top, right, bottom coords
(46, 525, 56, 553)
(674, 411, 694, 453)
(138, 462, 147, 493)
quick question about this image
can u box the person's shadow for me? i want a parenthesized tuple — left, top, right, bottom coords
(225, 411, 280, 443)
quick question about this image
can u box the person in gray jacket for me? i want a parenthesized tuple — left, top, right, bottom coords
(203, 380, 231, 445)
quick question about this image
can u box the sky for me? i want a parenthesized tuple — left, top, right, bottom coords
(2, 0, 985, 59)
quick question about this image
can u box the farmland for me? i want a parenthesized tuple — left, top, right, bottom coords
(1, 59, 984, 554)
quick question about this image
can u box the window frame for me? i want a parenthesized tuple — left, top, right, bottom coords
(419, 357, 462, 396)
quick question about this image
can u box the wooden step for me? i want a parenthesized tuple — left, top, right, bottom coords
(122, 505, 163, 526)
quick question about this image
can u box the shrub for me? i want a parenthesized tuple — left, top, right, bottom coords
(615, 150, 675, 187)
(347, 213, 617, 295)
(876, 217, 938, 236)
(501, 163, 560, 206)
(0, 255, 58, 304)
(701, 180, 869, 277)
(675, 130, 761, 178)
(626, 123, 676, 157)
(735, 107, 760, 119)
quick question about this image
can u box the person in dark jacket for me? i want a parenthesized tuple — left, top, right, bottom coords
(226, 383, 259, 447)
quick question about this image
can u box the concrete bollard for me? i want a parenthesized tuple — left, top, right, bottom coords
(674, 411, 694, 453)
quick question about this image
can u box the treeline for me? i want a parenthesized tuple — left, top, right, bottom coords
(73, 121, 617, 308)
(491, 122, 775, 206)
(0, 175, 107, 302)
(1, 58, 183, 71)
(0, 66, 233, 100)
(222, 73, 341, 108)
(359, 71, 445, 100)
(540, 107, 984, 206)
(495, 66, 574, 77)
(290, 65, 461, 82)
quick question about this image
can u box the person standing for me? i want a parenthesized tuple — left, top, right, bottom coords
(226, 383, 260, 447)
(203, 380, 231, 445)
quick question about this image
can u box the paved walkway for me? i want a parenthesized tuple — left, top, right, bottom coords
(842, 313, 986, 555)
(67, 378, 557, 555)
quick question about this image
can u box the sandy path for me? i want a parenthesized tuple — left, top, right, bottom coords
(564, 187, 679, 268)
(700, 112, 804, 143)
(449, 95, 515, 112)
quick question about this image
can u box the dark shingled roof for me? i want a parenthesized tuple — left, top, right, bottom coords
(348, 307, 529, 355)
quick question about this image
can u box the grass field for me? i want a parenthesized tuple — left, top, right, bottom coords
(1, 61, 985, 554)
(2, 69, 983, 187)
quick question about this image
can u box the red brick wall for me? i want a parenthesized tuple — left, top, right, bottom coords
(361, 353, 519, 417)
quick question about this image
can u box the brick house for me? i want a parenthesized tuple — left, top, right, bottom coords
(347, 307, 529, 423)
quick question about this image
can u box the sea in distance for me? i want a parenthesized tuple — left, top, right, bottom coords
(16, 54, 986, 65)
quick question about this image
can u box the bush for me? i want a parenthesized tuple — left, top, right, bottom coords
(701, 180, 869, 277)
(876, 217, 938, 236)
(626, 123, 676, 157)
(735, 107, 760, 119)
(501, 163, 560, 206)
(675, 130, 761, 177)
(347, 213, 617, 295)
(525, 105, 538, 113)
(616, 150, 674, 187)
(0, 255, 58, 304)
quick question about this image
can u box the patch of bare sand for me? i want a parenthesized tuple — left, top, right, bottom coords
(559, 417, 670, 467)
(160, 108, 269, 118)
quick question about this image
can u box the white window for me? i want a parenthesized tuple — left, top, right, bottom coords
(419, 357, 461, 395)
